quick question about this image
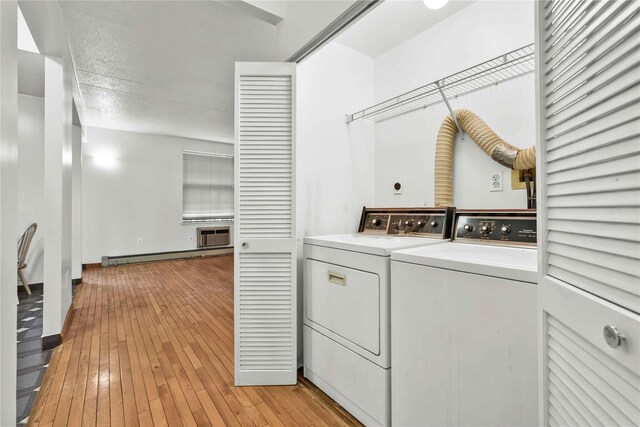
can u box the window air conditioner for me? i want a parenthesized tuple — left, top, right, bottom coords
(197, 226, 230, 248)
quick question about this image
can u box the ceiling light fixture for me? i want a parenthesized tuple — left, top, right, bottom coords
(423, 0, 449, 10)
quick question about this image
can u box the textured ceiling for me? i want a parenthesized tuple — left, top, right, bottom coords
(59, 1, 279, 143)
(336, 0, 475, 58)
(58, 1, 358, 143)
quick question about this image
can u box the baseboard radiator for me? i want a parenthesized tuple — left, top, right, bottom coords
(101, 246, 233, 267)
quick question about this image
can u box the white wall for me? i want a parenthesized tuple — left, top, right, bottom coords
(82, 127, 234, 263)
(297, 41, 375, 360)
(373, 0, 535, 208)
(0, 2, 19, 423)
(71, 124, 82, 279)
(297, 42, 375, 237)
(42, 55, 74, 338)
(17, 94, 44, 284)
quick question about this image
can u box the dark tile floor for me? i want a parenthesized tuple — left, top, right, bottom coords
(15, 283, 78, 425)
(16, 286, 48, 426)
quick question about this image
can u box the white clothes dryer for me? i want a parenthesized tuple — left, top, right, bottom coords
(303, 207, 455, 426)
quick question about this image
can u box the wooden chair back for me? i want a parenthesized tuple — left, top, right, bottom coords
(17, 223, 37, 268)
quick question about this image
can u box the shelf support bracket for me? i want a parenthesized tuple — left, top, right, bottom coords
(436, 80, 463, 138)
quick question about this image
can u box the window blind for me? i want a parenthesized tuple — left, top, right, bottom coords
(182, 151, 233, 222)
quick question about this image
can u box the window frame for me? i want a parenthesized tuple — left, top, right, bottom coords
(182, 149, 234, 224)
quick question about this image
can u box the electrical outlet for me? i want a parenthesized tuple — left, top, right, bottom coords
(393, 178, 403, 195)
(137, 238, 143, 246)
(490, 171, 504, 192)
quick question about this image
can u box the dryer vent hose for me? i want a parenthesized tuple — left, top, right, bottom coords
(434, 109, 536, 207)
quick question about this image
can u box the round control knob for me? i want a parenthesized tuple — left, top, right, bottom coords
(417, 220, 426, 228)
(405, 219, 414, 227)
(500, 225, 511, 234)
(480, 225, 490, 233)
(463, 224, 473, 232)
(430, 221, 438, 227)
(371, 218, 382, 227)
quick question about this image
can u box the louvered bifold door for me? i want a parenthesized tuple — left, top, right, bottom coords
(234, 62, 297, 386)
(536, 1, 640, 425)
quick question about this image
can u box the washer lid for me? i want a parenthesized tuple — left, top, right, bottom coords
(304, 234, 448, 256)
(392, 242, 538, 283)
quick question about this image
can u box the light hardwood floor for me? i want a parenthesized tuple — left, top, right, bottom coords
(28, 256, 362, 427)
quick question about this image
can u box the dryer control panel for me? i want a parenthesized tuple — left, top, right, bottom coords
(453, 210, 536, 247)
(358, 207, 455, 239)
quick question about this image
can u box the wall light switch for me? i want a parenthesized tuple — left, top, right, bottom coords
(137, 238, 143, 246)
(490, 171, 504, 192)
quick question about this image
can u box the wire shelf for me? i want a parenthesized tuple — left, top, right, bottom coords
(346, 44, 535, 124)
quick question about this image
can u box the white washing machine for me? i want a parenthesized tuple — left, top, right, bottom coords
(391, 209, 538, 427)
(303, 207, 455, 426)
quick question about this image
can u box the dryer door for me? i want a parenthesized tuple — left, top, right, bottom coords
(305, 258, 380, 355)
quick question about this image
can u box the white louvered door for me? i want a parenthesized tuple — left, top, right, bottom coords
(234, 62, 297, 386)
(536, 1, 640, 425)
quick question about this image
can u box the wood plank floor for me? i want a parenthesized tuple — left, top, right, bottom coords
(28, 256, 362, 427)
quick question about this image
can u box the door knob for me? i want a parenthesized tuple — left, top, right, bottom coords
(241, 242, 248, 249)
(603, 325, 625, 349)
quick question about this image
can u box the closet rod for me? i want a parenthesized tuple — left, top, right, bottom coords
(346, 43, 535, 124)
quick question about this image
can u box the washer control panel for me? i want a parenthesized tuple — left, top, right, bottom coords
(454, 210, 536, 247)
(359, 207, 455, 238)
